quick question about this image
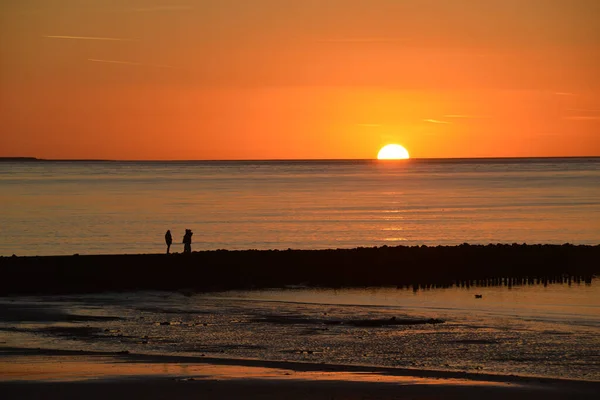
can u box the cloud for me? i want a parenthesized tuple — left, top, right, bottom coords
(87, 59, 177, 69)
(44, 35, 135, 41)
(443, 114, 489, 119)
(423, 119, 451, 124)
(566, 108, 600, 113)
(564, 116, 600, 121)
(563, 109, 600, 121)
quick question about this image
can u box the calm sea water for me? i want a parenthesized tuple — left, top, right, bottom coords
(0, 158, 599, 256)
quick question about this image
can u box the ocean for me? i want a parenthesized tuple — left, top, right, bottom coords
(0, 157, 599, 256)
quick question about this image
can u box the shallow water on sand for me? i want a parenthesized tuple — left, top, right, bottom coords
(1, 279, 599, 381)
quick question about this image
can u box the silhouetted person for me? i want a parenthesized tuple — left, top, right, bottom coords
(165, 230, 172, 254)
(183, 229, 193, 253)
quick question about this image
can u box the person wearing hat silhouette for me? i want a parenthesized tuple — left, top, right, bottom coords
(165, 230, 173, 254)
(182, 229, 193, 253)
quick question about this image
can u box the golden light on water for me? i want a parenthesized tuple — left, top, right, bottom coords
(377, 144, 410, 160)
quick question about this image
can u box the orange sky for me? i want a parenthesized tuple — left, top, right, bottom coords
(1, 0, 599, 159)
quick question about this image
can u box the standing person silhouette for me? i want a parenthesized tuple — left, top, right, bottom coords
(165, 230, 172, 254)
(182, 229, 193, 254)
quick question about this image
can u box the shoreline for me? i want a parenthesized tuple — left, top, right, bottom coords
(1, 348, 598, 399)
(1, 244, 598, 296)
(2, 347, 599, 385)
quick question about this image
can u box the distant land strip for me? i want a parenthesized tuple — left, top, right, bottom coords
(0, 244, 597, 296)
(0, 157, 40, 162)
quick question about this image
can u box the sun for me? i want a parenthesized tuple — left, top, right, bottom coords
(377, 144, 410, 160)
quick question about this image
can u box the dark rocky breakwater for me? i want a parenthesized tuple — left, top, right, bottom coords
(0, 244, 597, 295)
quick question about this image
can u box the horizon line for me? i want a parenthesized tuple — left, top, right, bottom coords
(1, 155, 599, 162)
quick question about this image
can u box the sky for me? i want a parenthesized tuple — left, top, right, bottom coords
(1, 0, 599, 160)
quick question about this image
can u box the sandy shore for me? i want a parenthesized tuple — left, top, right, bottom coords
(1, 349, 598, 399)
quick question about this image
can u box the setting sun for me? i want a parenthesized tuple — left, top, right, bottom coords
(377, 144, 410, 160)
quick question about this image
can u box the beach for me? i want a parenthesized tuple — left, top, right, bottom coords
(2, 348, 599, 399)
(1, 264, 598, 398)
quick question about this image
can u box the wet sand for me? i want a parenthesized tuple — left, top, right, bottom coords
(2, 244, 598, 398)
(1, 349, 598, 399)
(1, 244, 598, 295)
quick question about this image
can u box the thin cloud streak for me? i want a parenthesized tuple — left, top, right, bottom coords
(444, 114, 490, 119)
(87, 59, 177, 69)
(566, 109, 600, 113)
(424, 119, 451, 124)
(44, 35, 135, 41)
(564, 116, 600, 121)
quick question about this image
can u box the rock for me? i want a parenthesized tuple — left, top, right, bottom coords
(179, 289, 194, 297)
